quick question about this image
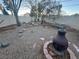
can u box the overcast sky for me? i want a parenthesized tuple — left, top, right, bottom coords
(0, 0, 79, 16)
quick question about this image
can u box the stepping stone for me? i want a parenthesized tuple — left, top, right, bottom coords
(40, 38, 45, 41)
(0, 42, 10, 48)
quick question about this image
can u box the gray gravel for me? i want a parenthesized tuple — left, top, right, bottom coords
(0, 24, 79, 59)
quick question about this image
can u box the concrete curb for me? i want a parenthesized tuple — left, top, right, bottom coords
(0, 24, 16, 32)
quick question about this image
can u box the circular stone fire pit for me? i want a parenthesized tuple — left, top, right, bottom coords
(43, 41, 77, 59)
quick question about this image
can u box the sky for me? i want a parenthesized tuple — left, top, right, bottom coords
(61, 0, 79, 15)
(0, 0, 79, 16)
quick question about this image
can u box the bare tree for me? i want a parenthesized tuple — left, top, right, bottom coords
(24, 0, 40, 21)
(42, 0, 62, 21)
(0, 4, 9, 15)
(25, 0, 62, 23)
(3, 0, 13, 15)
(3, 0, 22, 26)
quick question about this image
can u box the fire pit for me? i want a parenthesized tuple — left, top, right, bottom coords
(43, 28, 77, 59)
(43, 41, 77, 59)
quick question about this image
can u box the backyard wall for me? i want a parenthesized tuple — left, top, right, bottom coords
(0, 15, 79, 30)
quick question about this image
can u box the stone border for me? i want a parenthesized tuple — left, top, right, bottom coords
(43, 41, 77, 59)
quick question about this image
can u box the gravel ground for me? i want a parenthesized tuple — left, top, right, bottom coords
(0, 23, 79, 59)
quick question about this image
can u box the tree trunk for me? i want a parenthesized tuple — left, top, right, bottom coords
(14, 12, 21, 26)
